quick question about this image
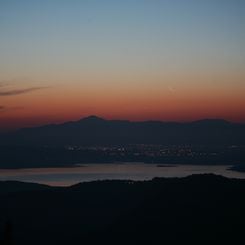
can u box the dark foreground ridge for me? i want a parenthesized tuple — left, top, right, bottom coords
(0, 174, 245, 245)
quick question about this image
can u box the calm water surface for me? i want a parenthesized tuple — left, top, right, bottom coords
(0, 163, 244, 186)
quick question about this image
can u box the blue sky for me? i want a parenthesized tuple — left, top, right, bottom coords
(1, 0, 244, 75)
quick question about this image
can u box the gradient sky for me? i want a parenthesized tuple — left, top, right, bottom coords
(0, 0, 245, 130)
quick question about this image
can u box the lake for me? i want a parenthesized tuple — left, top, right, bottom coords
(0, 163, 244, 186)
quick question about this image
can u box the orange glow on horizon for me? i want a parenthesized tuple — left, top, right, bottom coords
(1, 72, 245, 131)
(1, 88, 245, 131)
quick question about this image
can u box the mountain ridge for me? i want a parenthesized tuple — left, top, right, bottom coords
(1, 116, 245, 146)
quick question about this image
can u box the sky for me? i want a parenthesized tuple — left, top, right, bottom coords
(0, 0, 245, 131)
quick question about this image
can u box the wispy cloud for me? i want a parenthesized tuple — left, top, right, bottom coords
(0, 78, 51, 96)
(0, 105, 24, 113)
(0, 86, 50, 96)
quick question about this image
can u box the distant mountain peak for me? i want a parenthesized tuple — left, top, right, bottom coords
(80, 115, 106, 122)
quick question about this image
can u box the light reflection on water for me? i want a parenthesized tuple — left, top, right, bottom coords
(0, 163, 244, 186)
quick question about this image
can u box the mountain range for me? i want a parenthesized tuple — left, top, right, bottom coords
(1, 116, 245, 146)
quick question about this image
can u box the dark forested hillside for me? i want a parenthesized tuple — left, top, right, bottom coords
(0, 174, 245, 245)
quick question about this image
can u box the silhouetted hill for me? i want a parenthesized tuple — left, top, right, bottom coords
(0, 181, 51, 193)
(1, 116, 245, 146)
(0, 174, 245, 245)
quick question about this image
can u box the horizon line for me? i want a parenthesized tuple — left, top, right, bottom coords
(1, 115, 244, 133)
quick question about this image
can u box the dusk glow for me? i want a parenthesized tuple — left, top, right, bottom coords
(0, 0, 245, 131)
